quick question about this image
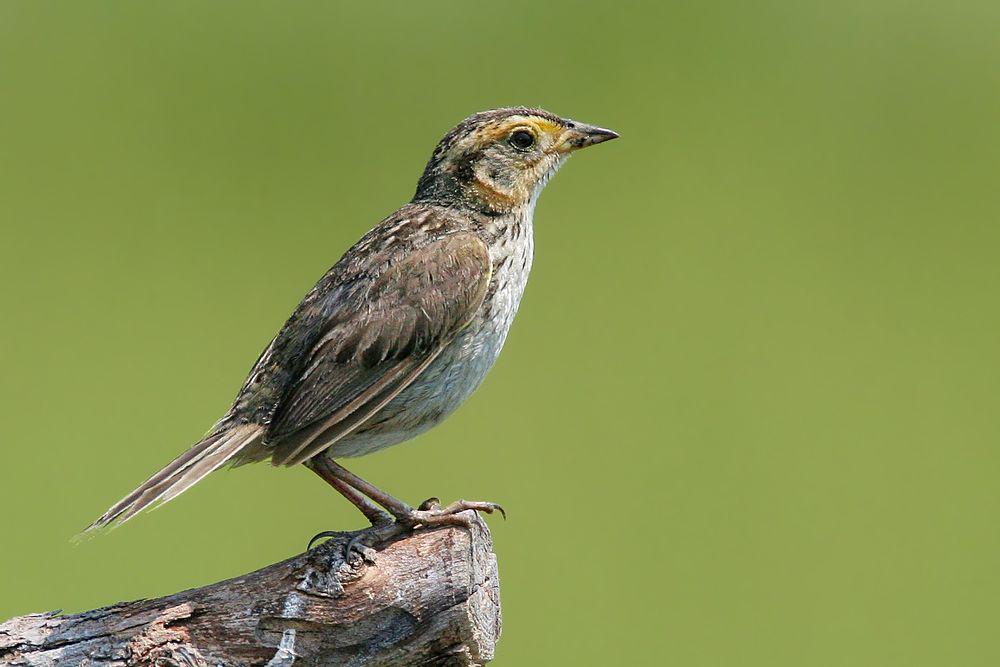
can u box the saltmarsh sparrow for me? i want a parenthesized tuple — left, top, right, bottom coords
(85, 107, 617, 537)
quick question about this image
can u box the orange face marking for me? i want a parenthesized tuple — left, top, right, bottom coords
(470, 178, 519, 207)
(436, 113, 570, 212)
(465, 116, 565, 150)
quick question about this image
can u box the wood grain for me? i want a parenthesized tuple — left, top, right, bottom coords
(0, 513, 501, 666)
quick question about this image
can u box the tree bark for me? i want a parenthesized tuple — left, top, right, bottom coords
(0, 512, 501, 666)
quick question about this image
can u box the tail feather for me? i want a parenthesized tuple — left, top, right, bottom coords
(81, 424, 263, 535)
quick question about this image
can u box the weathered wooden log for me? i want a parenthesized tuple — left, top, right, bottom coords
(0, 512, 501, 666)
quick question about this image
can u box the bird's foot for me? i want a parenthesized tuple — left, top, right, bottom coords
(342, 520, 410, 563)
(306, 498, 504, 563)
(307, 514, 402, 563)
(399, 497, 506, 528)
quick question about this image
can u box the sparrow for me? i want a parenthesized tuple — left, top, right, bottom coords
(84, 107, 618, 538)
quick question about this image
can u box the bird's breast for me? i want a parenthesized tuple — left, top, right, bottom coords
(331, 216, 534, 457)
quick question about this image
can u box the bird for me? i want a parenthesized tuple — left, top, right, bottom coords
(84, 107, 618, 539)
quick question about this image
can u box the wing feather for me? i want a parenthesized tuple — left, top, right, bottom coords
(266, 232, 491, 466)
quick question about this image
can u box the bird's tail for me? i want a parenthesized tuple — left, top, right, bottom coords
(80, 423, 264, 536)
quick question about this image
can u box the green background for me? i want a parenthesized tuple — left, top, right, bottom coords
(2, 2, 999, 664)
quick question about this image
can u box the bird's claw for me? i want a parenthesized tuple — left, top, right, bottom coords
(307, 498, 504, 562)
(404, 498, 506, 527)
(306, 530, 367, 565)
(418, 497, 441, 511)
(306, 530, 340, 552)
(307, 520, 408, 563)
(343, 533, 370, 564)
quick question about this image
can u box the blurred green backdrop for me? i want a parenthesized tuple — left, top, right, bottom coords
(2, 1, 999, 665)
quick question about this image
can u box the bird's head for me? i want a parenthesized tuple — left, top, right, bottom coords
(413, 107, 618, 215)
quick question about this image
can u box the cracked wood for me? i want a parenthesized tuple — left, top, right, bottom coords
(0, 513, 501, 666)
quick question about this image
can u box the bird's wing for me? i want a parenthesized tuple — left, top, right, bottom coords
(265, 232, 492, 466)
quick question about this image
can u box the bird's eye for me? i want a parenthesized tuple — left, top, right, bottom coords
(509, 129, 535, 150)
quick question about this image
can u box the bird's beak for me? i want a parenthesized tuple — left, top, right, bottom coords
(557, 121, 620, 152)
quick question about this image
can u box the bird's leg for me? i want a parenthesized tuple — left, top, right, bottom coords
(317, 457, 416, 520)
(305, 455, 407, 559)
(306, 455, 393, 526)
(321, 458, 506, 528)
